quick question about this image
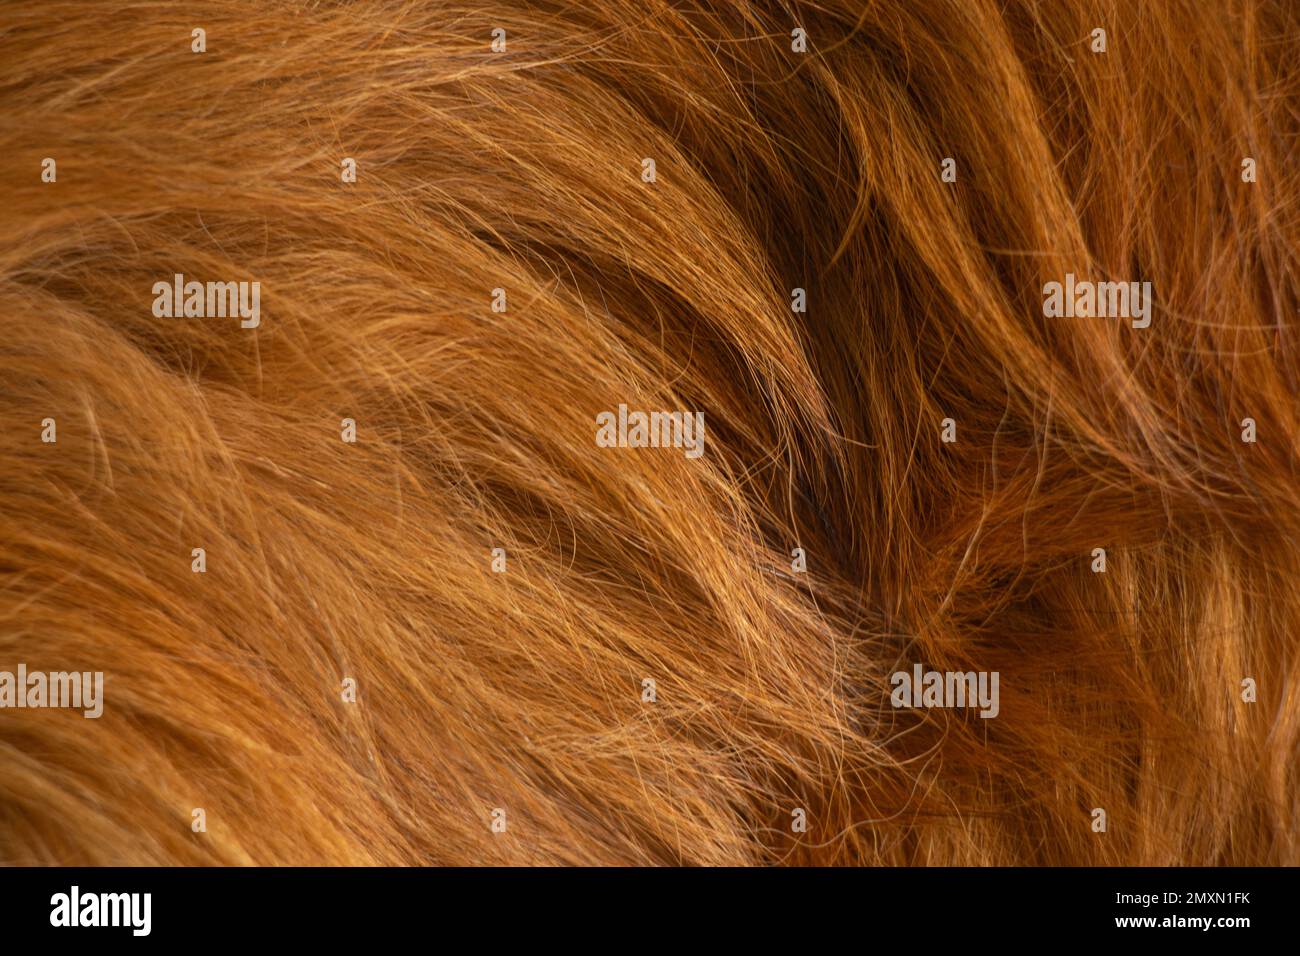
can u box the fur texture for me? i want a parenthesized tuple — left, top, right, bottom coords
(1, 0, 1298, 865)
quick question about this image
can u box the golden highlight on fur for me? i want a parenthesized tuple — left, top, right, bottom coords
(1, 0, 1298, 866)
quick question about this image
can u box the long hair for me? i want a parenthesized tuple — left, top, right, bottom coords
(1, 0, 1297, 865)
